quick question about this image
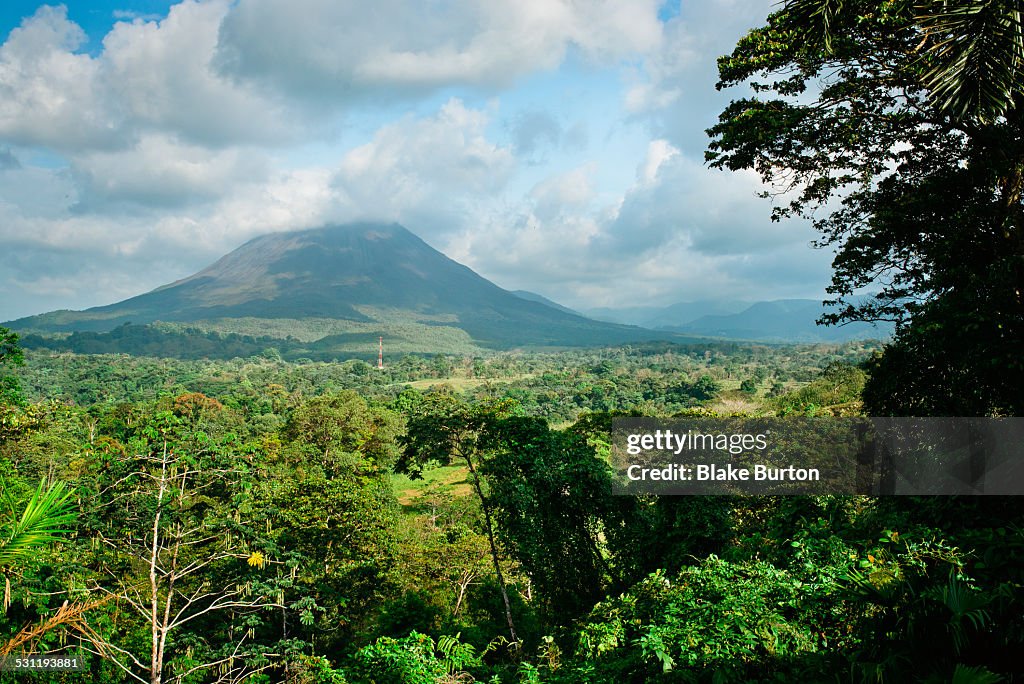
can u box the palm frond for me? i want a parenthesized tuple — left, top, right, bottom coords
(951, 663, 1005, 684)
(930, 572, 993, 656)
(0, 479, 21, 520)
(0, 479, 77, 568)
(919, 1, 1024, 121)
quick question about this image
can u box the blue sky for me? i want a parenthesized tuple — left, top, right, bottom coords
(0, 0, 833, 321)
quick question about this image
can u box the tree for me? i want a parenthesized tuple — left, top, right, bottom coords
(390, 487, 491, 626)
(284, 391, 402, 477)
(399, 393, 521, 645)
(84, 411, 284, 684)
(481, 417, 618, 619)
(0, 478, 80, 656)
(801, 0, 1024, 121)
(0, 327, 25, 405)
(707, 0, 1024, 415)
(349, 631, 483, 683)
(0, 328, 22, 369)
(253, 471, 398, 655)
(690, 375, 721, 401)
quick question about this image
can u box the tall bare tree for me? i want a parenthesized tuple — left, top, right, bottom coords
(86, 413, 281, 684)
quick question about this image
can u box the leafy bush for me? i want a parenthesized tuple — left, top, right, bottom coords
(571, 558, 834, 682)
(348, 631, 482, 684)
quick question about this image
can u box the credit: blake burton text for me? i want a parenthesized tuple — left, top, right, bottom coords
(625, 463, 821, 482)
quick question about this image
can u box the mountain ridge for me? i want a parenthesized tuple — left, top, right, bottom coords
(663, 299, 893, 342)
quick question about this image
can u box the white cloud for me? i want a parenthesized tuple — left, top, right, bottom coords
(529, 164, 596, 221)
(608, 152, 814, 256)
(623, 0, 774, 153)
(102, 0, 297, 146)
(0, 3, 303, 156)
(71, 134, 269, 208)
(111, 10, 164, 22)
(448, 141, 829, 309)
(508, 110, 563, 155)
(334, 99, 516, 232)
(0, 2, 337, 282)
(206, 167, 339, 244)
(0, 6, 116, 151)
(638, 139, 679, 185)
(0, 165, 77, 221)
(216, 0, 663, 97)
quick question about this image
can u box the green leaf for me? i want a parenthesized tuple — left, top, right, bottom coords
(0, 478, 77, 568)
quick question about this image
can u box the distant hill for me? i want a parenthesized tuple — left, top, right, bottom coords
(664, 299, 893, 342)
(511, 290, 581, 316)
(583, 300, 747, 327)
(582, 305, 667, 326)
(582, 298, 891, 343)
(7, 222, 674, 353)
(640, 300, 749, 329)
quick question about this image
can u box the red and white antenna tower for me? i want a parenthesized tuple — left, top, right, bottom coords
(378, 336, 384, 369)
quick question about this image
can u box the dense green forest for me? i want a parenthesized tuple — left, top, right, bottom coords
(2, 332, 1022, 683)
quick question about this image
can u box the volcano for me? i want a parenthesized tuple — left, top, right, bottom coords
(8, 222, 663, 350)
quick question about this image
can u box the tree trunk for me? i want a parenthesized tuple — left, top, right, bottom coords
(150, 442, 168, 684)
(462, 453, 519, 645)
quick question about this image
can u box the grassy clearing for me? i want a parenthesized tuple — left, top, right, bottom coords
(392, 465, 474, 509)
(404, 378, 495, 391)
(161, 316, 488, 356)
(402, 373, 535, 391)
